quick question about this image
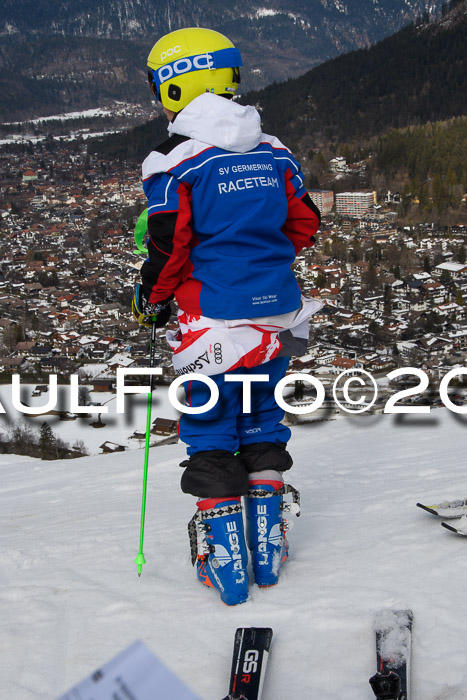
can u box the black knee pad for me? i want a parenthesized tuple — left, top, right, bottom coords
(239, 442, 293, 474)
(180, 449, 249, 497)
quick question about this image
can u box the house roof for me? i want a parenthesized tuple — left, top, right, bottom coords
(331, 358, 357, 368)
(436, 262, 467, 272)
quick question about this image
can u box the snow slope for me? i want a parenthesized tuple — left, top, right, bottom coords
(1, 409, 467, 699)
(0, 383, 180, 456)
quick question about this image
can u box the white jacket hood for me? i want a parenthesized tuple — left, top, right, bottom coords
(167, 93, 262, 153)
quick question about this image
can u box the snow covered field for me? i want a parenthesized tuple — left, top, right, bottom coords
(0, 383, 180, 456)
(1, 409, 467, 699)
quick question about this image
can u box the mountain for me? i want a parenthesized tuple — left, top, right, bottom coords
(1, 0, 444, 40)
(1, 407, 467, 698)
(0, 0, 447, 121)
(239, 1, 467, 149)
(91, 2, 467, 166)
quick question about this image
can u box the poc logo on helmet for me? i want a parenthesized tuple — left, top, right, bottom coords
(161, 45, 181, 62)
(157, 53, 215, 85)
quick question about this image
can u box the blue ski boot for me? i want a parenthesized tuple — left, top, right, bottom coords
(245, 471, 300, 587)
(188, 497, 249, 606)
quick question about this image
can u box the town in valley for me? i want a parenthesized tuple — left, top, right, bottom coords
(0, 109, 466, 454)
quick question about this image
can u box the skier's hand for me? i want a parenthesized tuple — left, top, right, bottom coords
(132, 283, 171, 327)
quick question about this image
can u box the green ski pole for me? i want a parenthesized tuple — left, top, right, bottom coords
(134, 321, 158, 576)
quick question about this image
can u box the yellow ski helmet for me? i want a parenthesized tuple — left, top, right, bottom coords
(147, 27, 242, 112)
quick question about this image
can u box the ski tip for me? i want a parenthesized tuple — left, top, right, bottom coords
(373, 608, 413, 636)
(416, 502, 438, 515)
(235, 626, 274, 634)
(234, 626, 274, 648)
(441, 521, 459, 533)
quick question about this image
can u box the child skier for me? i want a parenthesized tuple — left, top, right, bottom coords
(132, 27, 322, 605)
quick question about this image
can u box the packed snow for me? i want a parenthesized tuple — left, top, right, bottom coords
(374, 609, 412, 670)
(1, 408, 467, 699)
(0, 383, 179, 456)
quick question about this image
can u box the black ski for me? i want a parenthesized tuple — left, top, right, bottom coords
(417, 500, 467, 536)
(416, 499, 467, 519)
(441, 519, 467, 536)
(222, 627, 273, 700)
(369, 610, 413, 700)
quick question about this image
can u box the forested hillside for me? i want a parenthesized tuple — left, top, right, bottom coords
(92, 115, 168, 161)
(371, 118, 466, 218)
(0, 0, 447, 120)
(240, 1, 466, 148)
(91, 1, 467, 179)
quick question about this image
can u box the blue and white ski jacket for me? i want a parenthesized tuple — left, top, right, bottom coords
(141, 92, 320, 320)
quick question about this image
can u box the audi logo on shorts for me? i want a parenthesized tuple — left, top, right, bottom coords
(213, 342, 223, 364)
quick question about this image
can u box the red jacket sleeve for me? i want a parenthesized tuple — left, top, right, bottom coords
(141, 176, 195, 304)
(282, 168, 321, 255)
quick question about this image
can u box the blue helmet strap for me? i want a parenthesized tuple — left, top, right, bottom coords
(150, 47, 242, 102)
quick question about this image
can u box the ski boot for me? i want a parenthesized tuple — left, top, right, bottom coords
(188, 497, 249, 606)
(245, 470, 300, 587)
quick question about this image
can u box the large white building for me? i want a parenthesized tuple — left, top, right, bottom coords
(309, 190, 334, 215)
(434, 262, 467, 278)
(335, 191, 375, 218)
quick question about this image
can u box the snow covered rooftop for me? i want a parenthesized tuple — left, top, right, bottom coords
(435, 262, 467, 272)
